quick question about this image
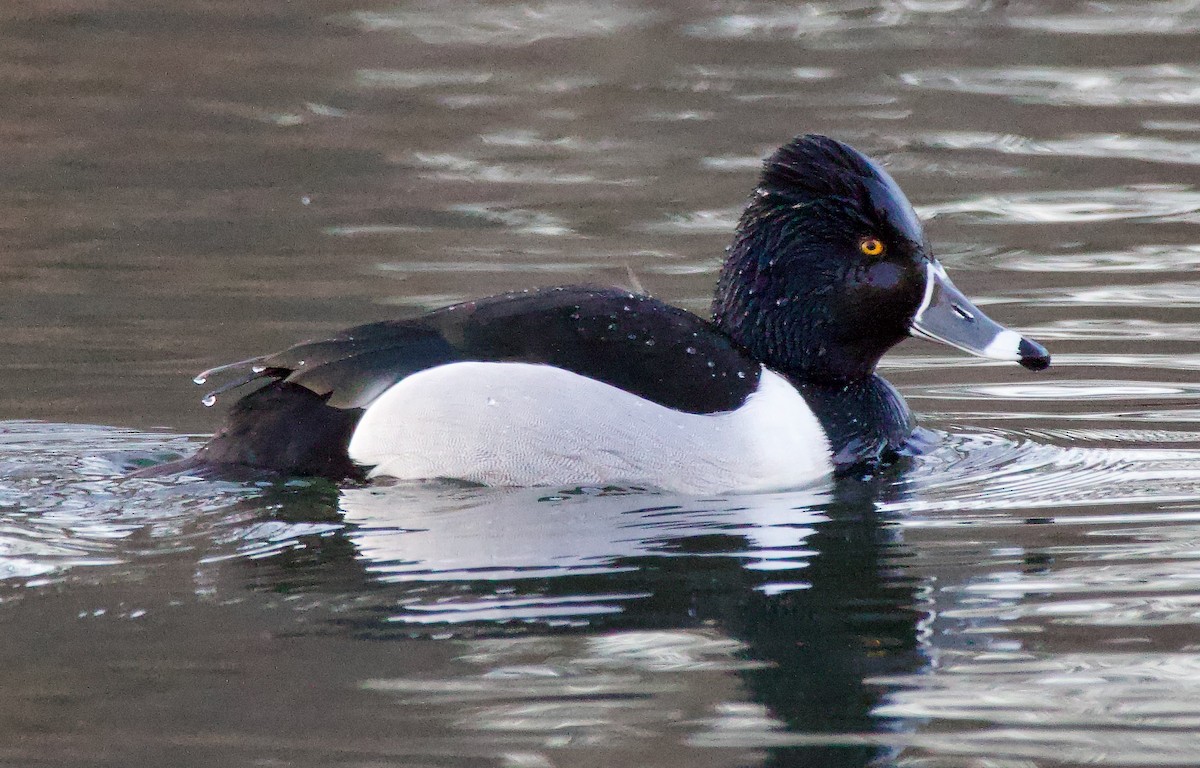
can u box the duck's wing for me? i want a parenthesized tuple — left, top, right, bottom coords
(174, 286, 764, 481)
(199, 285, 761, 415)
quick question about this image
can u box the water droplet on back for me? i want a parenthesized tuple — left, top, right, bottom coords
(193, 375, 207, 385)
(202, 394, 217, 407)
(685, 346, 697, 355)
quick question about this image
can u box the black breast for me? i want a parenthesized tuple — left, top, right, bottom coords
(793, 375, 915, 470)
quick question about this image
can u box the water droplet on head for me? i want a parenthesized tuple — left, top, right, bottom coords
(608, 323, 617, 331)
(251, 365, 266, 373)
(645, 339, 655, 346)
(685, 346, 697, 355)
(486, 397, 498, 407)
(627, 333, 637, 340)
(706, 360, 716, 368)
(202, 394, 217, 407)
(193, 375, 207, 385)
(775, 296, 790, 307)
(736, 370, 746, 379)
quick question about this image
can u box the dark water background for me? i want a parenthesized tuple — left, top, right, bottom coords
(4, 1, 1200, 765)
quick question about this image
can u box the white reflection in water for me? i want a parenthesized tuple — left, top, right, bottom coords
(872, 653, 1200, 763)
(1001, 245, 1200, 273)
(919, 185, 1200, 224)
(1007, 0, 1200, 36)
(408, 152, 617, 185)
(987, 319, 1200, 342)
(677, 64, 837, 84)
(920, 380, 1200, 401)
(641, 208, 741, 234)
(685, 4, 884, 40)
(340, 484, 825, 583)
(479, 130, 626, 152)
(896, 432, 1200, 512)
(902, 64, 1200, 107)
(355, 69, 496, 89)
(1023, 282, 1200, 307)
(923, 130, 1200, 165)
(363, 630, 771, 764)
(351, 2, 655, 45)
(0, 424, 253, 584)
(684, 0, 1000, 40)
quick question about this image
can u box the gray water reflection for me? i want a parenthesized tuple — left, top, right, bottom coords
(4, 0, 1200, 765)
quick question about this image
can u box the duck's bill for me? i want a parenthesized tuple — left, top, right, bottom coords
(910, 262, 1050, 372)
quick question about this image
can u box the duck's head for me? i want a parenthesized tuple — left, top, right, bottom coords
(712, 134, 1050, 382)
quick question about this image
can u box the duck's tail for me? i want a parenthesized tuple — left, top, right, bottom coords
(134, 380, 367, 481)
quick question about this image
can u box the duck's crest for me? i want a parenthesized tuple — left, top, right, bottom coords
(758, 134, 878, 203)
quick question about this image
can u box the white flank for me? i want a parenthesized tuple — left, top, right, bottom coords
(347, 362, 833, 494)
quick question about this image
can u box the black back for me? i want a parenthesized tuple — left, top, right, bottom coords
(183, 286, 763, 478)
(260, 286, 761, 414)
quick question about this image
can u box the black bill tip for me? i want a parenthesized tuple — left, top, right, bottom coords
(1018, 338, 1051, 372)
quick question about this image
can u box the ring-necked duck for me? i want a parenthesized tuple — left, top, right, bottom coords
(162, 134, 1049, 493)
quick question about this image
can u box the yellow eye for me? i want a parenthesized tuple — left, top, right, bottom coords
(859, 237, 885, 257)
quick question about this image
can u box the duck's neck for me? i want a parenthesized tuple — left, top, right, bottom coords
(710, 200, 916, 467)
(789, 375, 915, 470)
(711, 203, 888, 383)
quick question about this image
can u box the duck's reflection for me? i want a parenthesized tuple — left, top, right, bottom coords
(239, 473, 924, 767)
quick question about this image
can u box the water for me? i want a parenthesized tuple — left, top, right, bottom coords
(3, 0, 1200, 765)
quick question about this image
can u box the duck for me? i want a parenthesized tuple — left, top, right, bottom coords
(160, 134, 1049, 494)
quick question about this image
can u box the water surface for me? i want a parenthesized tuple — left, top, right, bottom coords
(3, 1, 1200, 765)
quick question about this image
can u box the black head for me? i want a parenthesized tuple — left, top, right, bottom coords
(712, 134, 1049, 382)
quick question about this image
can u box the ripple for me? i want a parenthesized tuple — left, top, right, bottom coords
(918, 185, 1200, 224)
(1002, 245, 1200, 273)
(350, 2, 655, 45)
(407, 152, 609, 185)
(874, 652, 1200, 764)
(922, 131, 1200, 166)
(918, 380, 1200, 401)
(354, 69, 496, 89)
(1009, 1, 1200, 36)
(897, 433, 1200, 514)
(902, 64, 1200, 107)
(684, 4, 885, 40)
(0, 423, 255, 587)
(1019, 319, 1200, 342)
(677, 64, 838, 83)
(641, 207, 740, 234)
(363, 630, 768, 751)
(1015, 282, 1200, 308)
(479, 130, 626, 153)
